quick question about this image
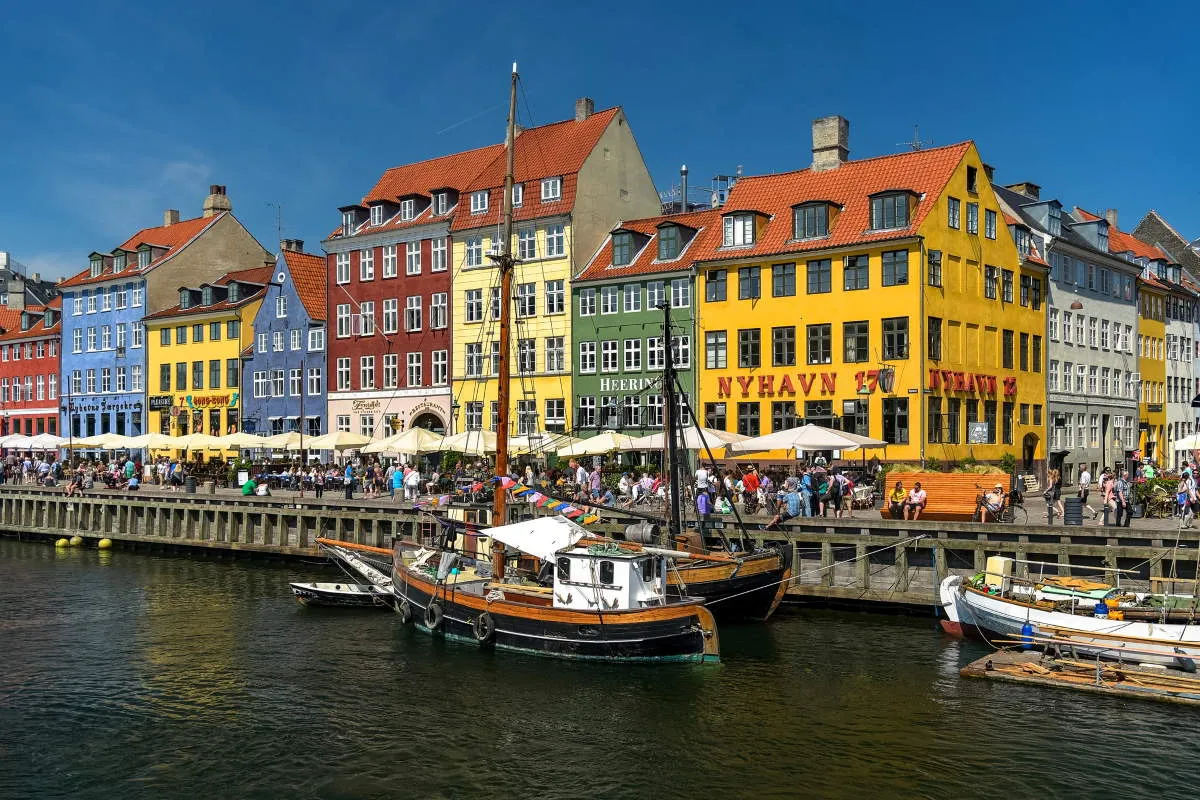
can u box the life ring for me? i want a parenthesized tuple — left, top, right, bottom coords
(424, 601, 444, 631)
(395, 599, 412, 623)
(472, 611, 496, 644)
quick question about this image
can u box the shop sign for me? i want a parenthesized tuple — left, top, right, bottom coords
(411, 400, 446, 416)
(185, 392, 238, 408)
(967, 422, 990, 444)
(598, 377, 655, 393)
(351, 399, 382, 412)
(716, 372, 837, 399)
(148, 395, 172, 411)
(927, 369, 1016, 396)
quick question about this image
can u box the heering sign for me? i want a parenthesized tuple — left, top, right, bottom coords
(599, 377, 655, 393)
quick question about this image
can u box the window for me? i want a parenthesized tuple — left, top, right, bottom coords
(470, 190, 488, 213)
(335, 252, 350, 284)
(1088, 317, 1097, 348)
(1002, 329, 1014, 369)
(844, 255, 869, 290)
(159, 363, 171, 392)
(738, 329, 760, 368)
(706, 270, 727, 302)
(541, 177, 562, 201)
(984, 266, 998, 299)
(99, 368, 111, 393)
(870, 193, 908, 230)
(883, 317, 908, 359)
(336, 358, 350, 390)
(985, 209, 997, 239)
(405, 296, 422, 331)
(1100, 319, 1110, 350)
(647, 337, 665, 370)
(772, 401, 798, 432)
(578, 341, 596, 373)
(301, 366, 320, 396)
(1002, 270, 1014, 303)
(207, 359, 221, 390)
(966, 202, 979, 234)
(191, 361, 204, 390)
(72, 329, 82, 353)
(377, 298, 397, 334)
(86, 293, 96, 313)
(272, 330, 284, 351)
(706, 331, 727, 369)
(86, 327, 97, 351)
(670, 278, 690, 308)
(600, 286, 618, 314)
(947, 197, 960, 229)
(1049, 308, 1059, 341)
(72, 296, 82, 315)
(647, 281, 665, 308)
(882, 398, 909, 443)
(359, 414, 375, 438)
(1032, 335, 1041, 373)
(612, 232, 633, 266)
(176, 326, 187, 345)
(407, 353, 422, 387)
(601, 340, 618, 373)
(658, 225, 681, 260)
(466, 237, 483, 267)
(428, 349, 447, 386)
(723, 214, 755, 246)
(515, 283, 536, 318)
(515, 339, 535, 375)
(465, 343, 483, 377)
(428, 237, 447, 272)
(737, 402, 759, 437)
(507, 183, 522, 208)
(644, 395, 664, 428)
(369, 204, 385, 226)
(546, 224, 565, 257)
(806, 324, 831, 365)
(772, 263, 796, 297)
(793, 203, 828, 239)
(430, 293, 448, 328)
(579, 288, 596, 316)
(623, 284, 642, 313)
(359, 355, 375, 389)
(882, 250, 908, 286)
(621, 396, 641, 428)
(545, 337, 564, 372)
(405, 241, 421, 275)
(545, 280, 564, 314)
(433, 192, 450, 216)
(841, 320, 868, 363)
(359, 249, 374, 281)
(738, 267, 760, 299)
(624, 339, 641, 372)
(806, 259, 831, 294)
(464, 289, 483, 323)
(705, 402, 727, 431)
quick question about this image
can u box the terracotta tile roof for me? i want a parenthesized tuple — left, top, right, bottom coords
(688, 142, 973, 263)
(59, 214, 223, 289)
(214, 265, 273, 287)
(281, 249, 327, 321)
(575, 209, 722, 282)
(0, 308, 38, 340)
(144, 265, 270, 321)
(452, 173, 580, 232)
(1075, 208, 1170, 262)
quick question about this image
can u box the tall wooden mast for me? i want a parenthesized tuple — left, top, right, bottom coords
(490, 63, 519, 579)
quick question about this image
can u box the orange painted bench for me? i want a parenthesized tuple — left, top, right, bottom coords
(880, 473, 1009, 522)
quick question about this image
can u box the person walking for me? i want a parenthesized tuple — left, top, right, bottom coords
(1078, 467, 1096, 519)
(1045, 468, 1064, 522)
(1113, 470, 1133, 527)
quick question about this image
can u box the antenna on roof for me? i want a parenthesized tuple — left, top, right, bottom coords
(898, 124, 931, 152)
(266, 202, 284, 240)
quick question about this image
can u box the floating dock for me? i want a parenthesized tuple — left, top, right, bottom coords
(961, 649, 1200, 706)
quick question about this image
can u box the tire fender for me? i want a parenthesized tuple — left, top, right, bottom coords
(472, 611, 496, 644)
(424, 600, 444, 631)
(395, 599, 413, 623)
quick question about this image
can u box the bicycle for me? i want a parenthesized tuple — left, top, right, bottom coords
(972, 485, 1028, 524)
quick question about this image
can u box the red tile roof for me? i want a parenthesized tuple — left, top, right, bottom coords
(214, 265, 273, 287)
(59, 214, 223, 289)
(281, 249, 327, 321)
(688, 142, 973, 263)
(365, 145, 504, 206)
(0, 308, 33, 340)
(1075, 208, 1170, 262)
(144, 265, 271, 321)
(575, 209, 722, 282)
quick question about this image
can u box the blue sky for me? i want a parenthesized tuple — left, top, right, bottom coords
(3, 0, 1198, 279)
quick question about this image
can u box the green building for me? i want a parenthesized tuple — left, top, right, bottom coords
(571, 210, 717, 438)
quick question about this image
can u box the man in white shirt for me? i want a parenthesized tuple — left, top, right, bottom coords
(1077, 468, 1096, 519)
(695, 465, 711, 496)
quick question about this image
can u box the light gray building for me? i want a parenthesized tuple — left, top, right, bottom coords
(0, 252, 58, 310)
(996, 183, 1141, 484)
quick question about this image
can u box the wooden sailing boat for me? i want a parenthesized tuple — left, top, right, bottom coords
(388, 65, 719, 663)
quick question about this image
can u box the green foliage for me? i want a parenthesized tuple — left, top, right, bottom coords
(924, 457, 942, 472)
(959, 454, 978, 469)
(441, 451, 459, 472)
(998, 453, 1017, 475)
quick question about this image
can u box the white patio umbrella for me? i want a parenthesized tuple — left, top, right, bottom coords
(628, 427, 749, 451)
(556, 431, 638, 457)
(66, 433, 127, 449)
(166, 433, 225, 452)
(28, 433, 67, 450)
(509, 432, 581, 455)
(260, 431, 303, 449)
(0, 434, 35, 450)
(438, 430, 497, 456)
(728, 424, 887, 454)
(291, 431, 370, 451)
(124, 432, 176, 450)
(215, 431, 269, 449)
(362, 427, 442, 454)
(1174, 433, 1200, 451)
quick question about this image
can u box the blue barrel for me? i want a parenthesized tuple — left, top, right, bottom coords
(1094, 600, 1109, 618)
(1021, 622, 1034, 650)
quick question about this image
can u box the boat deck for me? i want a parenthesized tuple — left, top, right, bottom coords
(961, 649, 1200, 706)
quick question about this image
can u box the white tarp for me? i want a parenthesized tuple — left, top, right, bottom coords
(483, 515, 588, 562)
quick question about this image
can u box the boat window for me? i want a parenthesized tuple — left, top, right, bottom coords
(640, 558, 659, 582)
(556, 557, 570, 582)
(599, 560, 614, 584)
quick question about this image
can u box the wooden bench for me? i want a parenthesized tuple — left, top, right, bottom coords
(880, 473, 1009, 522)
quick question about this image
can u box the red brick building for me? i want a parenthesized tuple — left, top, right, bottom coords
(0, 299, 61, 436)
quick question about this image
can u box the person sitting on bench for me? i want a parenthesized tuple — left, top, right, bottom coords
(903, 481, 927, 520)
(982, 483, 1005, 522)
(888, 480, 906, 519)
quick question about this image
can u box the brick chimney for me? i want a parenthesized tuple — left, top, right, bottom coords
(163, 209, 180, 226)
(575, 97, 594, 122)
(202, 184, 232, 218)
(1005, 182, 1041, 200)
(280, 239, 304, 253)
(1104, 208, 1119, 228)
(811, 115, 849, 172)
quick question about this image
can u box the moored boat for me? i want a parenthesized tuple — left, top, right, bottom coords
(290, 581, 392, 608)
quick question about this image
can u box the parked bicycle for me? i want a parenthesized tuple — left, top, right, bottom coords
(972, 483, 1028, 524)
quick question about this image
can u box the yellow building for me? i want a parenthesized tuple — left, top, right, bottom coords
(449, 100, 660, 435)
(693, 116, 1047, 468)
(1136, 276, 1167, 460)
(144, 266, 269, 457)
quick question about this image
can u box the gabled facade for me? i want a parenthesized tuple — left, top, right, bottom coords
(0, 301, 59, 436)
(58, 186, 270, 441)
(692, 117, 1047, 469)
(450, 98, 661, 436)
(241, 240, 328, 438)
(144, 266, 270, 456)
(995, 188, 1140, 483)
(322, 146, 500, 441)
(571, 209, 717, 438)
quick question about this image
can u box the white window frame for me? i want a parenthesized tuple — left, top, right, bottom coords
(382, 244, 398, 277)
(406, 241, 421, 275)
(359, 249, 374, 281)
(336, 252, 350, 284)
(431, 237, 448, 272)
(541, 177, 562, 202)
(470, 191, 488, 214)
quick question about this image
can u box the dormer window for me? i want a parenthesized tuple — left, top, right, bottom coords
(113, 253, 126, 272)
(658, 226, 681, 261)
(869, 192, 911, 231)
(138, 249, 151, 269)
(793, 203, 829, 239)
(342, 211, 355, 235)
(179, 289, 191, 310)
(512, 183, 523, 207)
(228, 283, 240, 303)
(470, 191, 489, 214)
(201, 287, 213, 306)
(1097, 223, 1109, 253)
(399, 199, 415, 221)
(89, 258, 103, 278)
(434, 192, 450, 215)
(370, 205, 384, 226)
(722, 213, 756, 247)
(1047, 204, 1062, 236)
(541, 177, 562, 202)
(612, 232, 634, 266)
(1014, 227, 1032, 257)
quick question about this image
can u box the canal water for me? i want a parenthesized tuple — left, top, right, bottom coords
(1, 538, 1196, 800)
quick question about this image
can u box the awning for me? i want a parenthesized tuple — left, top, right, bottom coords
(483, 515, 587, 562)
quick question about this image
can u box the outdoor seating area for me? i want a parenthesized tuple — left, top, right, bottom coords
(880, 473, 995, 522)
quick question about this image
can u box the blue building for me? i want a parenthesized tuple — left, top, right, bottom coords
(241, 239, 328, 437)
(58, 186, 271, 440)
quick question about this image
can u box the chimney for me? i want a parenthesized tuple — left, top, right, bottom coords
(575, 97, 595, 122)
(202, 184, 232, 218)
(1005, 182, 1041, 201)
(30, 272, 40, 283)
(164, 209, 180, 226)
(279, 239, 304, 253)
(1104, 208, 1119, 229)
(811, 115, 850, 172)
(679, 164, 688, 215)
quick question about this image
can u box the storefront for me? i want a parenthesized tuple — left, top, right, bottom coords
(326, 391, 450, 441)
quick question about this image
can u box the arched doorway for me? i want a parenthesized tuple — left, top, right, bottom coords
(410, 412, 446, 435)
(1022, 433, 1039, 470)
